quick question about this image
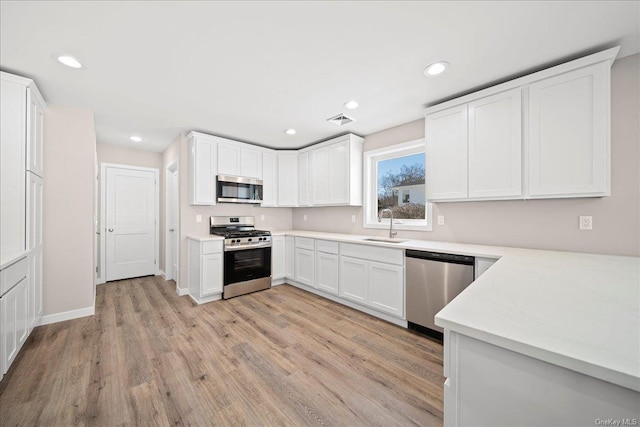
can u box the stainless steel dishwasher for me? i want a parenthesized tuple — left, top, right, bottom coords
(406, 250, 475, 339)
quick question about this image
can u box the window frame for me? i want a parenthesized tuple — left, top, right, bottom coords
(363, 138, 433, 232)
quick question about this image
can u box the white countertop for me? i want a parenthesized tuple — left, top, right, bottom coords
(186, 234, 224, 242)
(273, 230, 640, 392)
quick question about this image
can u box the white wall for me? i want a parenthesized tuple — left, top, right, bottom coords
(43, 105, 96, 316)
(293, 54, 640, 257)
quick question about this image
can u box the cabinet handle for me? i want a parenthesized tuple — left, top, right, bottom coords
(169, 228, 175, 232)
(107, 228, 114, 232)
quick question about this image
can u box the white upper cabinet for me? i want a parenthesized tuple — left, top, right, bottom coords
(298, 151, 310, 206)
(277, 151, 298, 207)
(26, 88, 45, 178)
(218, 141, 262, 179)
(261, 150, 278, 207)
(528, 62, 609, 198)
(188, 132, 218, 205)
(424, 46, 618, 202)
(468, 88, 522, 199)
(309, 134, 363, 206)
(217, 142, 241, 176)
(425, 105, 468, 201)
(240, 146, 262, 179)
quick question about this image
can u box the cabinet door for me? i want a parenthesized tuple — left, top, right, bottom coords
(298, 151, 310, 206)
(528, 63, 609, 198)
(310, 147, 330, 205)
(26, 88, 45, 177)
(190, 138, 218, 205)
(316, 252, 339, 295)
(26, 172, 43, 250)
(277, 152, 299, 206)
(1, 278, 22, 373)
(339, 256, 367, 305)
(241, 147, 262, 179)
(218, 142, 241, 176)
(201, 253, 223, 296)
(368, 262, 404, 318)
(468, 89, 522, 199)
(271, 236, 285, 280)
(261, 151, 278, 207)
(285, 236, 295, 279)
(0, 78, 27, 262)
(328, 140, 349, 204)
(425, 105, 468, 200)
(294, 248, 315, 287)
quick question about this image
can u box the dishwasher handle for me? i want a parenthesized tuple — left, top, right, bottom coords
(406, 249, 475, 265)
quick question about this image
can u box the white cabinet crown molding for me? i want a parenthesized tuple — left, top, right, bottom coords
(424, 46, 619, 116)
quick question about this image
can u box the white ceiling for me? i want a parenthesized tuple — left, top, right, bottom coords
(1, 1, 639, 152)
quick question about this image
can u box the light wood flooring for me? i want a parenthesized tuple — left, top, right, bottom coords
(0, 276, 444, 426)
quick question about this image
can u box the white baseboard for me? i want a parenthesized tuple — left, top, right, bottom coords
(159, 270, 167, 280)
(176, 286, 189, 296)
(38, 306, 95, 326)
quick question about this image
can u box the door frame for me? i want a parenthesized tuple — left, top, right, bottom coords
(99, 162, 159, 283)
(164, 160, 179, 284)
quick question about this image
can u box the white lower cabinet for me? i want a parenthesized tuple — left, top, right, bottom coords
(315, 240, 339, 295)
(271, 236, 285, 282)
(368, 261, 404, 317)
(294, 247, 315, 287)
(1, 275, 28, 376)
(188, 239, 223, 304)
(285, 237, 405, 323)
(285, 236, 295, 279)
(339, 256, 368, 304)
(443, 331, 639, 426)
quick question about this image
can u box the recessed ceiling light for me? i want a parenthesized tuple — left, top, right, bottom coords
(424, 61, 449, 76)
(130, 136, 142, 142)
(56, 55, 83, 69)
(284, 129, 296, 135)
(344, 100, 359, 109)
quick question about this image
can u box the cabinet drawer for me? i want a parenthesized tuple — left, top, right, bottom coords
(340, 243, 403, 266)
(202, 241, 223, 255)
(295, 237, 315, 250)
(1, 256, 28, 296)
(316, 240, 339, 254)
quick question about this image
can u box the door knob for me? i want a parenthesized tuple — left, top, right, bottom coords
(108, 228, 114, 232)
(169, 228, 175, 232)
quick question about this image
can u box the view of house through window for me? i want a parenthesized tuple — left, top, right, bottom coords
(377, 153, 426, 219)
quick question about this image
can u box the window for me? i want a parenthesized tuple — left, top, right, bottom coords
(363, 139, 433, 231)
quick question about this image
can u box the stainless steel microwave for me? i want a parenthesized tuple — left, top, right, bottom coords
(217, 175, 263, 204)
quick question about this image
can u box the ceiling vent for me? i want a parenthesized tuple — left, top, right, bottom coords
(327, 113, 355, 126)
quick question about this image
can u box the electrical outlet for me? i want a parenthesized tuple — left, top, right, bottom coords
(303, 215, 307, 221)
(437, 215, 445, 226)
(351, 215, 356, 223)
(260, 214, 265, 221)
(579, 216, 592, 230)
(196, 214, 202, 223)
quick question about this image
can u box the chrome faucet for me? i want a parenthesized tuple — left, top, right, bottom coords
(378, 208, 397, 239)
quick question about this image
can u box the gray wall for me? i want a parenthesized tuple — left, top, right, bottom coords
(293, 54, 640, 257)
(43, 105, 96, 316)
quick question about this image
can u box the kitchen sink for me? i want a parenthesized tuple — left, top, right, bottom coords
(363, 237, 408, 244)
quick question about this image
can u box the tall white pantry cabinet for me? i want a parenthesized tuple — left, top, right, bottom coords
(0, 71, 46, 380)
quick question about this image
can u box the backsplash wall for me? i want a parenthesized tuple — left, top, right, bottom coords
(293, 54, 640, 257)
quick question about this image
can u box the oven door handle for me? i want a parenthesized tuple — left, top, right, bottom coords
(225, 242, 272, 252)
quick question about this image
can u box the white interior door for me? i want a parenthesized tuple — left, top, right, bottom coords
(170, 169, 179, 281)
(105, 166, 157, 281)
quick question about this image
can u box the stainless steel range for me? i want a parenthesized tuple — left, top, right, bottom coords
(210, 216, 272, 299)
